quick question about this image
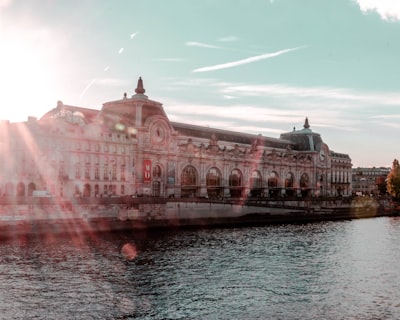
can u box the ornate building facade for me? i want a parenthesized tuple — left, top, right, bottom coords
(352, 167, 390, 196)
(0, 78, 352, 199)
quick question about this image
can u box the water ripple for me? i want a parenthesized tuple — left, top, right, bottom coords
(0, 217, 399, 319)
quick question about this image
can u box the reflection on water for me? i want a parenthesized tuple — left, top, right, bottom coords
(0, 217, 400, 319)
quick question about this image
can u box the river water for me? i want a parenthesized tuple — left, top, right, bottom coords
(0, 217, 399, 319)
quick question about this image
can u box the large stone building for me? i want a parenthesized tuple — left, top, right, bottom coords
(0, 78, 352, 199)
(352, 167, 390, 196)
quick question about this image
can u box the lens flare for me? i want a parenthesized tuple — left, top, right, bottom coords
(121, 243, 137, 261)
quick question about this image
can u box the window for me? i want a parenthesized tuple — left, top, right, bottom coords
(112, 165, 117, 180)
(103, 165, 109, 180)
(75, 164, 81, 179)
(285, 173, 294, 188)
(85, 166, 90, 179)
(181, 166, 197, 186)
(300, 173, 309, 188)
(250, 171, 262, 189)
(229, 169, 242, 198)
(206, 168, 221, 187)
(268, 172, 278, 188)
(153, 165, 162, 178)
(59, 163, 65, 180)
(95, 166, 100, 180)
(229, 169, 242, 187)
(121, 165, 126, 181)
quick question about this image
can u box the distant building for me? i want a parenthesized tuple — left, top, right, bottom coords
(0, 78, 352, 199)
(352, 167, 390, 196)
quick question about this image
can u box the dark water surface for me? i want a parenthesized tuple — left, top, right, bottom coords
(1, 217, 400, 319)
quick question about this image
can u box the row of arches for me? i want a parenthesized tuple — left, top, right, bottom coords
(153, 164, 316, 198)
(0, 182, 38, 197)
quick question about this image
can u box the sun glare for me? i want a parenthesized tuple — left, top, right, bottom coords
(0, 32, 57, 122)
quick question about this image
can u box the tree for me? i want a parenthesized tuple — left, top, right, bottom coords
(387, 159, 400, 200)
(376, 175, 387, 195)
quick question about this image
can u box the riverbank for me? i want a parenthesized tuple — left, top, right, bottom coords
(0, 202, 398, 240)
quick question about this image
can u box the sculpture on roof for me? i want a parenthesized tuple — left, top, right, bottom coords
(209, 133, 218, 146)
(304, 117, 310, 129)
(135, 77, 146, 94)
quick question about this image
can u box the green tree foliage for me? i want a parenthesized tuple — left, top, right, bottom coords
(387, 159, 400, 200)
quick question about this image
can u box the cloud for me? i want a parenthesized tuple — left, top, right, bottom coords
(130, 32, 137, 39)
(354, 0, 400, 21)
(186, 41, 220, 49)
(164, 99, 361, 136)
(222, 95, 237, 100)
(221, 83, 400, 107)
(218, 36, 239, 42)
(154, 58, 184, 62)
(192, 46, 305, 73)
(118, 48, 124, 54)
(371, 114, 400, 119)
(0, 0, 12, 9)
(158, 77, 396, 137)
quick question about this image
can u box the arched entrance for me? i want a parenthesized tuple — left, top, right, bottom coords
(5, 182, 14, 196)
(229, 169, 243, 198)
(83, 184, 91, 197)
(300, 173, 310, 197)
(181, 165, 198, 198)
(285, 172, 295, 197)
(152, 164, 162, 197)
(152, 181, 161, 197)
(206, 167, 222, 199)
(317, 174, 325, 196)
(268, 171, 279, 198)
(95, 184, 99, 197)
(28, 183, 36, 196)
(16, 182, 25, 196)
(249, 170, 262, 198)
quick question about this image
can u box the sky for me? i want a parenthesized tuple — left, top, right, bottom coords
(0, 0, 400, 168)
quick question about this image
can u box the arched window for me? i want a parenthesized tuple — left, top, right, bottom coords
(229, 169, 243, 198)
(318, 174, 325, 196)
(17, 182, 25, 196)
(206, 167, 221, 187)
(181, 165, 198, 197)
(28, 183, 36, 196)
(206, 167, 222, 199)
(268, 172, 278, 188)
(285, 172, 295, 197)
(285, 172, 294, 188)
(5, 182, 14, 196)
(181, 166, 197, 186)
(229, 169, 242, 187)
(300, 173, 310, 197)
(153, 164, 162, 178)
(300, 173, 309, 188)
(267, 171, 279, 197)
(83, 184, 91, 197)
(250, 170, 262, 198)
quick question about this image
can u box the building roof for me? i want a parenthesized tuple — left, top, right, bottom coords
(280, 117, 324, 151)
(172, 122, 295, 149)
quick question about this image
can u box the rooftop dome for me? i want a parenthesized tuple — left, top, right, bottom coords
(280, 118, 324, 151)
